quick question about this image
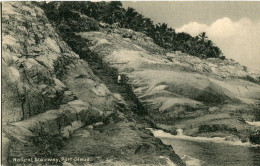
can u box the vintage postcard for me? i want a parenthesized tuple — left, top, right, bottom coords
(1, 1, 260, 166)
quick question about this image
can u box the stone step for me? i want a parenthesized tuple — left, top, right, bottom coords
(85, 59, 142, 115)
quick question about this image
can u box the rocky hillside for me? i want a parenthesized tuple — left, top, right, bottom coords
(77, 28, 260, 142)
(39, 1, 260, 145)
(1, 2, 185, 166)
(2, 1, 260, 166)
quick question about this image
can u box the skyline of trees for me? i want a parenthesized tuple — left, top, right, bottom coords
(41, 1, 224, 59)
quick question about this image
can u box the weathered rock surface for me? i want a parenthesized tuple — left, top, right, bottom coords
(2, 1, 78, 124)
(77, 27, 260, 142)
(2, 2, 185, 166)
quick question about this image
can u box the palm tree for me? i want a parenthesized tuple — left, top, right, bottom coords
(125, 7, 138, 28)
(106, 1, 125, 24)
(198, 32, 208, 42)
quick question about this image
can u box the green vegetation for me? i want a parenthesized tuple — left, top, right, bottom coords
(31, 132, 64, 158)
(250, 130, 260, 144)
(40, 1, 224, 59)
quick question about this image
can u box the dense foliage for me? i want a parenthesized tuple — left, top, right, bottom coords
(40, 1, 224, 59)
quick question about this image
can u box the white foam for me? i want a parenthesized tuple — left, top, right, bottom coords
(159, 156, 177, 166)
(182, 155, 203, 166)
(148, 128, 260, 147)
(246, 121, 260, 127)
(176, 128, 183, 136)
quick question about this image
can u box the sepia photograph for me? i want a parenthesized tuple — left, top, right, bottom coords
(1, 1, 260, 165)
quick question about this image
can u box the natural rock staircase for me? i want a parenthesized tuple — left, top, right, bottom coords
(84, 55, 149, 118)
(54, 55, 184, 165)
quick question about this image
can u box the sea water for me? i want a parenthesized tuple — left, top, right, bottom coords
(149, 129, 260, 166)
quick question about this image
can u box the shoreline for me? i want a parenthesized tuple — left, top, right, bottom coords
(148, 128, 260, 147)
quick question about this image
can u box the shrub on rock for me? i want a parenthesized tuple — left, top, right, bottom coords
(250, 130, 260, 144)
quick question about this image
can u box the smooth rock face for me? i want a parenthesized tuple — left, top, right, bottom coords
(78, 28, 260, 140)
(2, 2, 185, 166)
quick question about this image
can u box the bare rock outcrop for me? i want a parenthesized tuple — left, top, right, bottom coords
(2, 2, 78, 124)
(2, 2, 185, 166)
(76, 27, 260, 142)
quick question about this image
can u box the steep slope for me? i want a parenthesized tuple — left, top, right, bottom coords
(1, 2, 185, 166)
(2, 1, 77, 124)
(58, 24, 260, 143)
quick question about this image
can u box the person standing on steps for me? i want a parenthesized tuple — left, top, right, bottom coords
(117, 74, 122, 85)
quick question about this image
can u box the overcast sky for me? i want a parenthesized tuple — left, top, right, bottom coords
(122, 1, 260, 70)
